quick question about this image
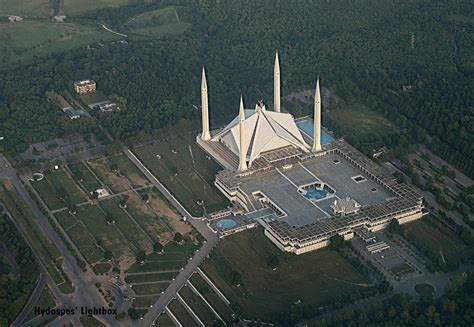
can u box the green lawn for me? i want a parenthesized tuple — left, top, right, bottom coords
(55, 210, 78, 230)
(126, 6, 191, 37)
(31, 170, 86, 209)
(202, 228, 372, 321)
(189, 273, 235, 324)
(126, 240, 198, 273)
(327, 103, 396, 139)
(62, 0, 132, 16)
(0, 21, 120, 63)
(75, 204, 131, 260)
(123, 193, 170, 244)
(99, 197, 153, 252)
(79, 315, 105, 327)
(134, 134, 228, 216)
(92, 262, 111, 275)
(88, 157, 131, 193)
(179, 286, 221, 325)
(0, 0, 52, 17)
(69, 162, 103, 193)
(132, 295, 158, 308)
(66, 222, 103, 264)
(168, 299, 197, 327)
(125, 271, 177, 284)
(80, 91, 109, 105)
(401, 216, 471, 268)
(154, 313, 175, 327)
(132, 282, 169, 295)
(109, 153, 149, 187)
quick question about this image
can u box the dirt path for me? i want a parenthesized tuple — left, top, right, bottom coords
(100, 23, 127, 37)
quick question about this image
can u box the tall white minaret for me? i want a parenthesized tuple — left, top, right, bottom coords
(201, 67, 211, 141)
(274, 51, 281, 113)
(238, 96, 247, 171)
(312, 79, 322, 152)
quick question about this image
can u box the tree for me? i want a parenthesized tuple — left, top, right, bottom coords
(105, 214, 114, 224)
(128, 308, 140, 320)
(388, 219, 402, 234)
(266, 254, 280, 269)
(136, 250, 146, 262)
(141, 193, 150, 203)
(104, 250, 112, 260)
(74, 170, 84, 181)
(329, 234, 345, 250)
(230, 270, 242, 286)
(68, 204, 77, 215)
(153, 242, 163, 253)
(173, 232, 183, 243)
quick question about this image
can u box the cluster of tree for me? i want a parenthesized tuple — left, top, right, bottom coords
(311, 271, 474, 327)
(0, 0, 472, 178)
(0, 213, 39, 325)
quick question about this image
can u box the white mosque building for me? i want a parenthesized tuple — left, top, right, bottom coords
(198, 52, 323, 171)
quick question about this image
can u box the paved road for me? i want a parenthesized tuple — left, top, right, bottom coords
(123, 148, 219, 326)
(11, 274, 47, 326)
(0, 155, 115, 326)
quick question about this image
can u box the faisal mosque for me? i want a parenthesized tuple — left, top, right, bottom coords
(197, 52, 425, 254)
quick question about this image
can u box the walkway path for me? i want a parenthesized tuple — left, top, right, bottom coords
(100, 23, 127, 37)
(122, 148, 219, 326)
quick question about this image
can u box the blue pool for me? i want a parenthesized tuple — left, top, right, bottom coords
(304, 189, 328, 200)
(216, 219, 237, 230)
(296, 118, 334, 144)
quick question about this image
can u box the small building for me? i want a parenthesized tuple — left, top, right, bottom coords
(97, 102, 119, 112)
(8, 16, 23, 22)
(52, 15, 66, 23)
(74, 80, 96, 94)
(57, 95, 80, 119)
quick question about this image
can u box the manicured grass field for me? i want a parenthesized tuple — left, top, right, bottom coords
(0, 0, 52, 17)
(179, 285, 221, 325)
(88, 157, 132, 193)
(110, 153, 149, 187)
(125, 271, 177, 284)
(75, 204, 131, 260)
(126, 6, 191, 37)
(126, 240, 198, 273)
(401, 216, 470, 267)
(99, 197, 153, 252)
(189, 273, 235, 324)
(80, 91, 109, 106)
(134, 134, 228, 216)
(92, 262, 111, 275)
(132, 295, 157, 308)
(168, 299, 197, 327)
(415, 283, 434, 297)
(132, 282, 169, 295)
(123, 192, 171, 243)
(202, 228, 371, 321)
(62, 0, 132, 15)
(66, 221, 103, 264)
(31, 170, 86, 209)
(327, 103, 396, 139)
(0, 21, 119, 63)
(79, 315, 105, 327)
(69, 162, 102, 193)
(154, 313, 175, 327)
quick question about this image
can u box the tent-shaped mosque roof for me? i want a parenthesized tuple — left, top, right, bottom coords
(213, 103, 309, 166)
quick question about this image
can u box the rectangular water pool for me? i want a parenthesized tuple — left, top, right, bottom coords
(296, 118, 334, 144)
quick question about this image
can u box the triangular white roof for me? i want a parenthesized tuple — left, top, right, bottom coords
(213, 104, 308, 166)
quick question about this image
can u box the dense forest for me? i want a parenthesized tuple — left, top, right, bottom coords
(0, 0, 472, 176)
(0, 212, 39, 325)
(311, 271, 474, 327)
